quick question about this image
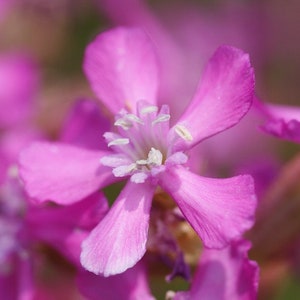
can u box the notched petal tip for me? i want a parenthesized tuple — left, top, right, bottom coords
(83, 27, 159, 115)
(175, 45, 254, 152)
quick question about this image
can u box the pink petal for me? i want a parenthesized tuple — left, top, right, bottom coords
(60, 98, 111, 150)
(258, 101, 300, 143)
(175, 239, 259, 300)
(77, 262, 155, 300)
(84, 27, 159, 114)
(80, 181, 155, 276)
(19, 142, 115, 205)
(172, 46, 254, 151)
(159, 166, 257, 248)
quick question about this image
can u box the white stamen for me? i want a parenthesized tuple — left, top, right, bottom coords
(126, 114, 144, 124)
(108, 138, 129, 147)
(152, 114, 170, 125)
(103, 102, 192, 182)
(113, 163, 137, 177)
(136, 148, 163, 167)
(114, 118, 132, 130)
(174, 124, 193, 141)
(147, 148, 163, 165)
(136, 159, 148, 165)
(140, 105, 158, 114)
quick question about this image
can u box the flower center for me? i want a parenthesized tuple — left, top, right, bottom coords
(101, 101, 191, 183)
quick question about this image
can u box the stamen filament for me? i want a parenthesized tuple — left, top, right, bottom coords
(152, 114, 170, 125)
(140, 105, 158, 114)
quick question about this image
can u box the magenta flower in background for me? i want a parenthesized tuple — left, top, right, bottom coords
(0, 53, 41, 183)
(254, 98, 300, 144)
(19, 27, 257, 276)
(0, 177, 34, 300)
(0, 172, 110, 299)
(77, 261, 155, 300)
(0, 54, 38, 128)
(170, 239, 259, 300)
(26, 191, 109, 266)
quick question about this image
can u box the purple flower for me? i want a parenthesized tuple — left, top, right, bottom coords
(19, 27, 257, 276)
(170, 239, 259, 300)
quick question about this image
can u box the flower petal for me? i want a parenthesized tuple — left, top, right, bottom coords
(159, 166, 257, 248)
(60, 99, 111, 150)
(80, 181, 155, 276)
(77, 262, 155, 300)
(172, 45, 254, 151)
(84, 27, 159, 114)
(19, 142, 115, 205)
(258, 101, 300, 143)
(174, 239, 259, 300)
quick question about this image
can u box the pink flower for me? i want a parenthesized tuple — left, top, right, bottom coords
(19, 27, 257, 276)
(77, 262, 155, 300)
(0, 54, 42, 184)
(98, 0, 300, 153)
(170, 239, 259, 300)
(60, 98, 111, 151)
(254, 98, 300, 144)
(0, 54, 39, 128)
(97, 0, 267, 122)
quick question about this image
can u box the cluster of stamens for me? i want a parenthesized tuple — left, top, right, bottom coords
(101, 102, 192, 183)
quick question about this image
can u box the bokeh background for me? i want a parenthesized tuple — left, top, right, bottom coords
(1, 0, 300, 299)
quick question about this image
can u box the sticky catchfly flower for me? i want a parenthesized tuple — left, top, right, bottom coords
(19, 27, 257, 276)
